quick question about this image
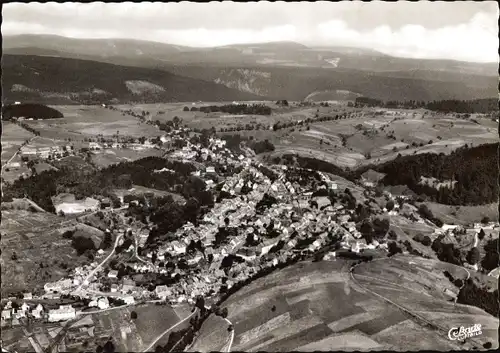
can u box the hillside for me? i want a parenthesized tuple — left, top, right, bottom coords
(191, 257, 498, 351)
(1, 54, 265, 105)
(360, 143, 499, 206)
(162, 65, 498, 102)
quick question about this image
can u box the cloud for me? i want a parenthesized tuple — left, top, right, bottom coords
(316, 12, 499, 63)
(151, 25, 299, 47)
(2, 2, 498, 62)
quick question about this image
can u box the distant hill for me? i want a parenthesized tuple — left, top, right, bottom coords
(163, 65, 498, 102)
(3, 35, 497, 103)
(1, 54, 265, 105)
(4, 34, 497, 75)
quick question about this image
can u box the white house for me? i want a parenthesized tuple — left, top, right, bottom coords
(97, 297, 110, 310)
(171, 241, 186, 255)
(32, 304, 44, 319)
(1, 309, 12, 321)
(155, 285, 172, 299)
(441, 224, 459, 231)
(123, 296, 135, 305)
(48, 305, 76, 322)
(108, 270, 118, 279)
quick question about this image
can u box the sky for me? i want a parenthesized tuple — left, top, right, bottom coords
(3, 1, 499, 63)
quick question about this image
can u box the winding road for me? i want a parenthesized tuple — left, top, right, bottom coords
(73, 234, 123, 293)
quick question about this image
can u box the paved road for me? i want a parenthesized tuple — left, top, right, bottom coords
(221, 317, 234, 352)
(73, 234, 123, 293)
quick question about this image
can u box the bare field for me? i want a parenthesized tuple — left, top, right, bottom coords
(90, 303, 180, 352)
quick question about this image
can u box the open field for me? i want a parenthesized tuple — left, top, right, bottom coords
(191, 259, 494, 351)
(268, 108, 497, 169)
(114, 184, 186, 204)
(0, 210, 103, 296)
(1, 122, 34, 164)
(189, 314, 231, 352)
(84, 304, 182, 351)
(21, 105, 163, 141)
(90, 148, 164, 168)
(425, 202, 498, 226)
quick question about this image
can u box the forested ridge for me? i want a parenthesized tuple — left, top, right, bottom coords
(354, 97, 498, 113)
(363, 143, 499, 205)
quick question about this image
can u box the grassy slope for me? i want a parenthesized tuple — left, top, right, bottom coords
(191, 258, 498, 351)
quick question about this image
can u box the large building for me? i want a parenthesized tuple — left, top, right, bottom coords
(48, 305, 76, 322)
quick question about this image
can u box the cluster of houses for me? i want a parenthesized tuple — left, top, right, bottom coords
(36, 129, 396, 307)
(20, 144, 73, 160)
(1, 301, 77, 326)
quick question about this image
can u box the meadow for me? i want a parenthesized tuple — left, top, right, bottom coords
(22, 105, 163, 141)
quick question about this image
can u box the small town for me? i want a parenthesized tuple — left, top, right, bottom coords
(2, 121, 498, 348)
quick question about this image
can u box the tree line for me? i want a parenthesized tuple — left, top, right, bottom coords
(2, 103, 64, 120)
(192, 103, 272, 116)
(354, 97, 498, 113)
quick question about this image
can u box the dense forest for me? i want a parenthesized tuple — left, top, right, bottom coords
(443, 271, 499, 318)
(276, 154, 352, 180)
(197, 103, 272, 115)
(359, 143, 499, 206)
(1, 103, 64, 120)
(1, 156, 211, 212)
(354, 97, 498, 113)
